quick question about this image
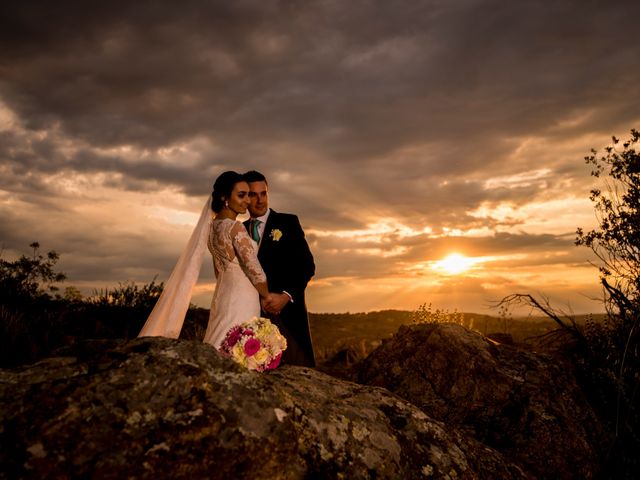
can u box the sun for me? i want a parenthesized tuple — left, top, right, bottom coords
(433, 253, 476, 275)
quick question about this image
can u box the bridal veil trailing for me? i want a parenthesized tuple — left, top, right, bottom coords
(138, 198, 212, 338)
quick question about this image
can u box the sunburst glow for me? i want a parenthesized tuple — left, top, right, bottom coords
(432, 253, 476, 275)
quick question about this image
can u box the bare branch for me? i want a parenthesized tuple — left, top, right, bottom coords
(496, 293, 585, 344)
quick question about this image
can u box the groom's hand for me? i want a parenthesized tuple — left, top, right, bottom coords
(262, 293, 290, 315)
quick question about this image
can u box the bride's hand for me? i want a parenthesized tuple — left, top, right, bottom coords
(261, 293, 272, 311)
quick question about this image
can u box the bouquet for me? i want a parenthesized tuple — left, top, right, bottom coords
(219, 317, 287, 371)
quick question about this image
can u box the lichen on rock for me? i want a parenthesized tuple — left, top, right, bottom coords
(1, 336, 527, 479)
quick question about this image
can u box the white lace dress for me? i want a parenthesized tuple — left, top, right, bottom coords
(202, 218, 267, 348)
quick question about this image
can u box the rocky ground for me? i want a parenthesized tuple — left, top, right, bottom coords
(0, 324, 604, 479)
(357, 323, 605, 479)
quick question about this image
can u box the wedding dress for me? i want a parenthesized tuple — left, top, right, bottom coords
(138, 200, 265, 346)
(202, 218, 265, 347)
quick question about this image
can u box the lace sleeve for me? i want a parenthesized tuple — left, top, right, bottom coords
(231, 222, 267, 290)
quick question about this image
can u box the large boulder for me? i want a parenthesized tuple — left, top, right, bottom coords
(0, 337, 526, 479)
(357, 323, 605, 480)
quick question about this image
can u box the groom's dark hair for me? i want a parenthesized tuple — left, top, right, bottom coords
(243, 170, 268, 185)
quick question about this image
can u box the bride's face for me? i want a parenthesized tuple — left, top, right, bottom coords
(227, 181, 250, 214)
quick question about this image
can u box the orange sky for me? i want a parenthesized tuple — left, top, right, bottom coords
(1, 1, 639, 314)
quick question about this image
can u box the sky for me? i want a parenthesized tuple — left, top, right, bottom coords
(1, 0, 639, 315)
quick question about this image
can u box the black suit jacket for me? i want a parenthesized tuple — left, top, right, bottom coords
(245, 209, 316, 367)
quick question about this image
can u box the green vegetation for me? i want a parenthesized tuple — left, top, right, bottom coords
(576, 130, 640, 477)
(0, 243, 165, 367)
(1, 242, 69, 367)
(0, 242, 66, 301)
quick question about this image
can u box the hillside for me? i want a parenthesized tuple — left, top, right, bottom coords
(308, 310, 605, 362)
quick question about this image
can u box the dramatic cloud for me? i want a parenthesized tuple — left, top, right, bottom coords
(1, 0, 639, 313)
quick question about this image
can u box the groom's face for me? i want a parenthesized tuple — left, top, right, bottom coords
(247, 181, 269, 218)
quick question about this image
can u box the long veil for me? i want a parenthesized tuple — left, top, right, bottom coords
(138, 198, 212, 338)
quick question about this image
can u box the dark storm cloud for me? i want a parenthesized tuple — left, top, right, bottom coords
(2, 0, 639, 158)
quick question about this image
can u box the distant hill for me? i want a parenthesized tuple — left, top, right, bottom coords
(309, 310, 606, 361)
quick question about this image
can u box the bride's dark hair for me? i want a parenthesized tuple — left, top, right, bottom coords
(211, 171, 245, 213)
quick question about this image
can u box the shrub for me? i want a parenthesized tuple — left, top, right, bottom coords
(412, 302, 463, 325)
(0, 243, 168, 366)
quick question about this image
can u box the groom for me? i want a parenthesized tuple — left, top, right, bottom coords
(243, 170, 316, 367)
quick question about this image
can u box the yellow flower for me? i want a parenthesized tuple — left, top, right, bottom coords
(253, 348, 269, 364)
(270, 229, 283, 241)
(232, 343, 246, 364)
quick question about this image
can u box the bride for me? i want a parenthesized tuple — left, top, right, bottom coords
(138, 171, 273, 347)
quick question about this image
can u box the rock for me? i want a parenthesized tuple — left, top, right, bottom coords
(357, 323, 605, 480)
(486, 332, 514, 345)
(0, 337, 526, 479)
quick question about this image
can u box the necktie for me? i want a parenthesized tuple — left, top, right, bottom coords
(250, 219, 261, 242)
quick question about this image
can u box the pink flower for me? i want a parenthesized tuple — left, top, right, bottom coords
(225, 327, 242, 347)
(243, 338, 261, 357)
(266, 352, 282, 370)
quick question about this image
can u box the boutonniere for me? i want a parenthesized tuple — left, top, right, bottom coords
(270, 229, 283, 241)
